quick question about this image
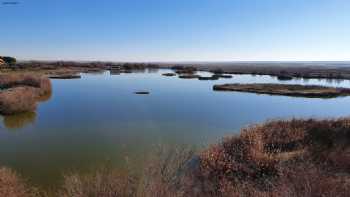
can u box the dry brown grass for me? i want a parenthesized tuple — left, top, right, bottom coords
(0, 74, 52, 97)
(0, 87, 38, 115)
(198, 118, 350, 196)
(0, 168, 38, 197)
(59, 168, 137, 197)
(213, 83, 350, 98)
(0, 74, 52, 115)
(58, 146, 194, 197)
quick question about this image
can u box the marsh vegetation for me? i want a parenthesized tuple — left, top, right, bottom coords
(213, 83, 350, 98)
(0, 74, 52, 115)
(1, 118, 349, 196)
(1, 62, 350, 196)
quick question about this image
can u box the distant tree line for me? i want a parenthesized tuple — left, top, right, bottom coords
(0, 56, 17, 65)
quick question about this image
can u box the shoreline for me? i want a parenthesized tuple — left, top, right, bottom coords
(1, 61, 350, 81)
(160, 62, 350, 80)
(1, 117, 349, 196)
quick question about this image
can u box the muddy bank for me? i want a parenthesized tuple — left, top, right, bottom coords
(0, 74, 52, 115)
(213, 83, 350, 98)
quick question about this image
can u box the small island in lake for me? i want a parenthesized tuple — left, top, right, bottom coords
(0, 74, 52, 115)
(134, 91, 150, 95)
(49, 74, 81, 79)
(213, 83, 350, 98)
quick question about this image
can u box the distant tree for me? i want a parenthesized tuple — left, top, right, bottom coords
(0, 56, 17, 65)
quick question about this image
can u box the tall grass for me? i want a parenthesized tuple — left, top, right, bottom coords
(0, 168, 38, 197)
(59, 146, 195, 197)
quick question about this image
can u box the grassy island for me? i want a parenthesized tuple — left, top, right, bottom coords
(213, 83, 350, 98)
(0, 74, 52, 115)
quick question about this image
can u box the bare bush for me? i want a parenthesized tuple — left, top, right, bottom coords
(0, 168, 38, 197)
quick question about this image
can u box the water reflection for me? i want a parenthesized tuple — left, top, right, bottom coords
(147, 68, 159, 73)
(3, 111, 36, 130)
(109, 68, 160, 75)
(1, 69, 350, 188)
(37, 89, 53, 102)
(83, 69, 106, 75)
(1, 83, 52, 129)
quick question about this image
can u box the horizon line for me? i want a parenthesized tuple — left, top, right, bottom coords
(18, 59, 350, 64)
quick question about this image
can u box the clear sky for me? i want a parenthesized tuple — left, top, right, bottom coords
(1, 0, 349, 62)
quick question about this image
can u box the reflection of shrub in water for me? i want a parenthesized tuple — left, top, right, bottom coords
(36, 88, 52, 102)
(147, 68, 159, 73)
(3, 112, 36, 129)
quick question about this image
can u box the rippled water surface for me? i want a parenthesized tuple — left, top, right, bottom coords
(1, 69, 350, 187)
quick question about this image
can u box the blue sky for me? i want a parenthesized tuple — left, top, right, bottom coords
(1, 0, 349, 61)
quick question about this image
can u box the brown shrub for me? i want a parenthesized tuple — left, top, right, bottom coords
(198, 118, 350, 196)
(272, 163, 350, 197)
(0, 74, 52, 97)
(0, 168, 38, 197)
(138, 146, 195, 197)
(0, 74, 52, 115)
(0, 87, 38, 115)
(0, 74, 41, 88)
(59, 146, 194, 197)
(60, 169, 137, 197)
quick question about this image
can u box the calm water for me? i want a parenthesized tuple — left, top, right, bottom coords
(1, 69, 350, 187)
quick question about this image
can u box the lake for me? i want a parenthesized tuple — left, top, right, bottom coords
(1, 68, 350, 188)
